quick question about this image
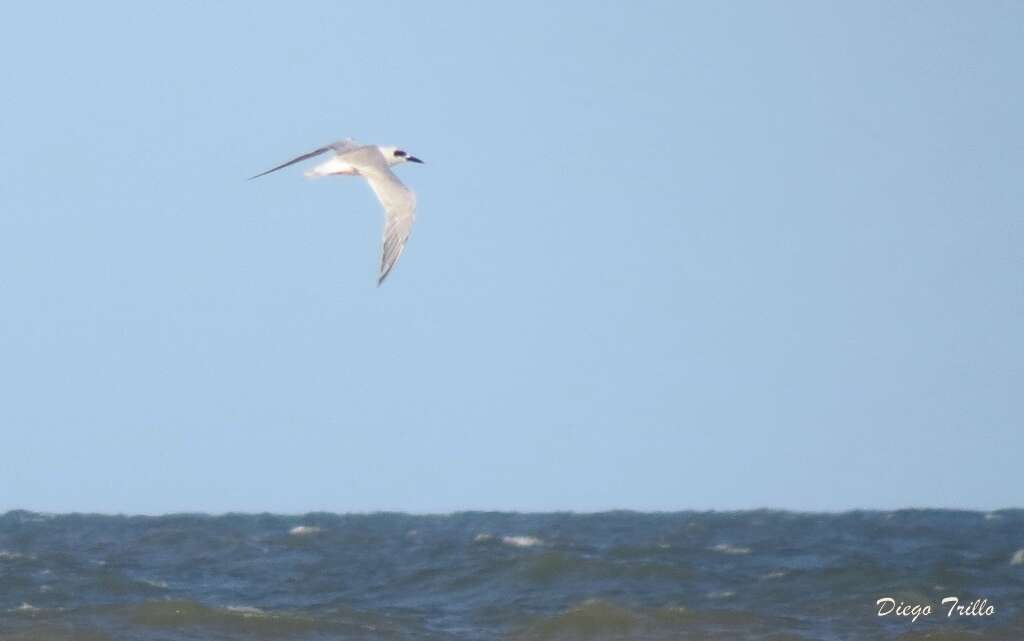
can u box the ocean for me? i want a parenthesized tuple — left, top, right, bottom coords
(1, 509, 1022, 640)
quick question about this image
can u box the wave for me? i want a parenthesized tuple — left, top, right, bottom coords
(503, 535, 543, 548)
(0, 625, 116, 641)
(472, 533, 545, 547)
(516, 550, 692, 584)
(0, 550, 32, 561)
(224, 605, 265, 616)
(519, 599, 640, 638)
(710, 543, 752, 555)
(2, 599, 430, 641)
(512, 599, 772, 641)
(108, 600, 326, 635)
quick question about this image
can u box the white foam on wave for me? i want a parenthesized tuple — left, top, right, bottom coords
(984, 512, 1002, 521)
(711, 543, 751, 555)
(473, 533, 495, 543)
(1010, 548, 1024, 565)
(13, 603, 39, 613)
(502, 535, 543, 548)
(708, 590, 736, 599)
(225, 605, 266, 617)
(289, 525, 322, 536)
(0, 550, 30, 561)
(761, 570, 786, 580)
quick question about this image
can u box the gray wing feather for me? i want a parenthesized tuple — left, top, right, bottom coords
(345, 147, 417, 285)
(249, 138, 361, 180)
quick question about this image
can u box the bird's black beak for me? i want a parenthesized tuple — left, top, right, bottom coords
(407, 156, 424, 164)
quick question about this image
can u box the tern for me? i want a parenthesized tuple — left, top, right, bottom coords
(249, 139, 424, 285)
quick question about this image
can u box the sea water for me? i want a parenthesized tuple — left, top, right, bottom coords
(1, 509, 1022, 640)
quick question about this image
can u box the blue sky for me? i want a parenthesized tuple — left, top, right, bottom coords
(1, 2, 1021, 513)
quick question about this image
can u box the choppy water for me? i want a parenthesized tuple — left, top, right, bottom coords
(2, 510, 1022, 640)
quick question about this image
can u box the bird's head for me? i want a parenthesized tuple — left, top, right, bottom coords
(380, 146, 424, 166)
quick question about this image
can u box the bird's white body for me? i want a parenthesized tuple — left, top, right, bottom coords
(305, 156, 359, 177)
(250, 139, 424, 285)
(305, 146, 409, 178)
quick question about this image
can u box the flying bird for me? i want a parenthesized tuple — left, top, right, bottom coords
(249, 139, 424, 285)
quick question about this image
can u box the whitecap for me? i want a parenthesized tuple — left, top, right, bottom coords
(0, 550, 29, 561)
(761, 571, 786, 580)
(289, 525, 322, 536)
(711, 543, 751, 555)
(502, 535, 543, 548)
(708, 590, 736, 599)
(13, 603, 39, 613)
(225, 605, 266, 617)
(1010, 548, 1024, 565)
(984, 512, 1002, 521)
(473, 533, 495, 543)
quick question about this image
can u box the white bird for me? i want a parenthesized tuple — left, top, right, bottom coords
(249, 138, 424, 285)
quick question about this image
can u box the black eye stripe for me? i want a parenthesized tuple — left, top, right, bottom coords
(394, 150, 407, 157)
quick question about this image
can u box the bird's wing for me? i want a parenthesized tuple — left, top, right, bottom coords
(346, 147, 418, 285)
(248, 139, 361, 180)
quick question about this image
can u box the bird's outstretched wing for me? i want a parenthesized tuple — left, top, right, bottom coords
(248, 139, 360, 180)
(345, 147, 417, 285)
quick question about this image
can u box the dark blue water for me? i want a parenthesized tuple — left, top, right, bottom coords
(1, 510, 1022, 640)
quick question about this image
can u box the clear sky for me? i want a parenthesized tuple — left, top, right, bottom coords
(1, 2, 1021, 514)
